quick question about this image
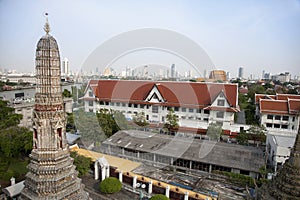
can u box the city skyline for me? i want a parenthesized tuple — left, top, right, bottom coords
(0, 0, 299, 78)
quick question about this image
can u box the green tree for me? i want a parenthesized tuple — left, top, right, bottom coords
(206, 123, 222, 141)
(245, 85, 267, 125)
(96, 109, 127, 138)
(74, 109, 106, 144)
(62, 89, 72, 98)
(0, 127, 32, 158)
(112, 110, 128, 130)
(66, 112, 76, 133)
(70, 151, 92, 177)
(71, 86, 78, 102)
(150, 194, 170, 200)
(247, 125, 267, 146)
(164, 108, 179, 133)
(77, 83, 87, 104)
(236, 130, 249, 145)
(133, 111, 149, 129)
(0, 98, 32, 182)
(99, 177, 122, 194)
(0, 99, 22, 129)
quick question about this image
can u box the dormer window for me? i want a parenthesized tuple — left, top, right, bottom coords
(217, 99, 225, 106)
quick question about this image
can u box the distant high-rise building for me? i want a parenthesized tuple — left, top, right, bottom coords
(62, 57, 70, 75)
(226, 72, 230, 80)
(171, 64, 175, 78)
(271, 72, 291, 83)
(21, 16, 89, 200)
(238, 67, 244, 78)
(203, 69, 207, 79)
(143, 65, 148, 78)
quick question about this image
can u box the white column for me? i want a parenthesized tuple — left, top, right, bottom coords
(101, 166, 106, 181)
(94, 162, 99, 180)
(10, 177, 15, 185)
(148, 180, 153, 194)
(184, 191, 189, 200)
(119, 171, 123, 183)
(165, 185, 170, 198)
(106, 165, 110, 178)
(133, 175, 137, 188)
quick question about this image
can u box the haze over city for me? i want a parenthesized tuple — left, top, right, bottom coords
(0, 0, 300, 78)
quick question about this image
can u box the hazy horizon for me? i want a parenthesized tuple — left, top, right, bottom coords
(1, 0, 299, 79)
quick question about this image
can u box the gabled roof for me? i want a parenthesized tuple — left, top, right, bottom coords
(85, 80, 238, 110)
(2, 181, 24, 197)
(255, 94, 276, 104)
(260, 99, 289, 115)
(257, 93, 300, 115)
(288, 99, 300, 114)
(276, 94, 300, 101)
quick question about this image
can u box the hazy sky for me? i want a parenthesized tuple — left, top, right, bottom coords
(0, 0, 299, 78)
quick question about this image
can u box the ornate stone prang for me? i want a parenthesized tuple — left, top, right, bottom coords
(21, 17, 89, 200)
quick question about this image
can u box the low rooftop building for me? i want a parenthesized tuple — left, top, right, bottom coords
(100, 130, 265, 178)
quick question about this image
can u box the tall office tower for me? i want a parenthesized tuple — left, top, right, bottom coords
(262, 70, 265, 79)
(203, 69, 207, 79)
(171, 64, 175, 78)
(226, 72, 230, 80)
(21, 16, 89, 199)
(238, 67, 244, 78)
(62, 57, 70, 75)
(143, 65, 148, 78)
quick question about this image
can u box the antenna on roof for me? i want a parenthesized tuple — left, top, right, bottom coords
(43, 12, 50, 34)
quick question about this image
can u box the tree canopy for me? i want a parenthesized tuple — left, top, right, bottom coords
(247, 125, 267, 146)
(99, 177, 122, 194)
(73, 109, 106, 145)
(206, 123, 222, 141)
(0, 98, 32, 183)
(0, 99, 22, 129)
(70, 151, 92, 177)
(62, 89, 72, 98)
(164, 108, 179, 132)
(96, 109, 127, 138)
(150, 194, 170, 200)
(133, 111, 149, 128)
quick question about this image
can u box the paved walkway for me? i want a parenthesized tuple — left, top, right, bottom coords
(71, 145, 141, 172)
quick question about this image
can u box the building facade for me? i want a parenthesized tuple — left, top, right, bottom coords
(82, 80, 247, 134)
(21, 18, 88, 199)
(255, 93, 300, 171)
(100, 130, 265, 178)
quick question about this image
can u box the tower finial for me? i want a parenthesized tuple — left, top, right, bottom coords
(44, 13, 50, 34)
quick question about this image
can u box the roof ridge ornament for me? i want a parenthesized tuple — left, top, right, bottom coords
(43, 13, 50, 34)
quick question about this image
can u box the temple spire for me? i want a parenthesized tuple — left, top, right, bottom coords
(43, 13, 50, 34)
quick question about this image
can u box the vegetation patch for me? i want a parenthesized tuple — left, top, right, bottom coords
(150, 194, 170, 200)
(99, 177, 122, 194)
(70, 151, 92, 177)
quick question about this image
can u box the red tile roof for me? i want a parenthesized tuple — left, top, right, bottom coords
(257, 93, 300, 115)
(288, 99, 300, 114)
(276, 94, 300, 101)
(87, 80, 238, 110)
(255, 94, 275, 104)
(260, 100, 289, 115)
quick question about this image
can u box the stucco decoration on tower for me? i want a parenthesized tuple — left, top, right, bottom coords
(20, 15, 89, 200)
